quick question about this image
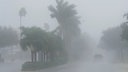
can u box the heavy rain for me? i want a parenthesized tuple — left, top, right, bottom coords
(0, 0, 128, 72)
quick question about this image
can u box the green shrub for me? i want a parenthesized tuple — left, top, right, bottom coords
(21, 60, 67, 71)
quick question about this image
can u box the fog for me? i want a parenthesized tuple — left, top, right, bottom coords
(0, 0, 128, 72)
(1, 0, 128, 41)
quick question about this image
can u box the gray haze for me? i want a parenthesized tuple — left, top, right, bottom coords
(1, 0, 128, 72)
(0, 0, 128, 42)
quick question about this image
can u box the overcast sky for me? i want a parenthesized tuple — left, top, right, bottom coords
(0, 0, 128, 42)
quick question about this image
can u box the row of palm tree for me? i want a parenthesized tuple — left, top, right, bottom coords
(20, 26, 67, 62)
(19, 0, 86, 62)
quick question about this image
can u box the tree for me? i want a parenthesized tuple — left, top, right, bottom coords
(120, 13, 128, 62)
(19, 7, 27, 30)
(20, 26, 48, 62)
(48, 0, 81, 60)
(99, 26, 128, 62)
(20, 26, 67, 62)
(121, 13, 128, 41)
(0, 27, 18, 48)
(0, 27, 18, 62)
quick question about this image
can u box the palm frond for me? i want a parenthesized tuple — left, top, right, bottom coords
(48, 5, 57, 13)
(123, 13, 128, 20)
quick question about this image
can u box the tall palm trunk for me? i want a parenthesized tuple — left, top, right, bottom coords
(56, 19, 72, 61)
(20, 16, 22, 28)
(31, 51, 34, 62)
(34, 52, 37, 62)
(31, 51, 37, 62)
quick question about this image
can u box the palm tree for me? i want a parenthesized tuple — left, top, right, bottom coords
(19, 7, 27, 30)
(20, 26, 67, 63)
(48, 0, 81, 60)
(19, 7, 27, 49)
(20, 27, 47, 62)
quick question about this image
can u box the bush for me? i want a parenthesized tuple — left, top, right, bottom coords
(22, 60, 67, 71)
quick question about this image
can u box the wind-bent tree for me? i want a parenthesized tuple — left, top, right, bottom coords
(20, 26, 67, 63)
(48, 0, 81, 60)
(20, 27, 48, 62)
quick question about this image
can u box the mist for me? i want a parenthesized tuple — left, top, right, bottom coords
(0, 0, 128, 72)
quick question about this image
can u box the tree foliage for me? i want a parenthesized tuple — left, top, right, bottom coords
(20, 27, 48, 51)
(121, 23, 128, 41)
(99, 26, 128, 62)
(48, 0, 81, 39)
(20, 26, 67, 62)
(49, 0, 82, 61)
(100, 27, 128, 50)
(19, 7, 27, 17)
(0, 27, 18, 48)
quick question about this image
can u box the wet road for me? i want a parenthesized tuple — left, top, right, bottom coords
(0, 60, 24, 72)
(37, 62, 128, 72)
(0, 61, 128, 72)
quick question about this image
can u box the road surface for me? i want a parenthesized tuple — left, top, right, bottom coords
(0, 61, 128, 72)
